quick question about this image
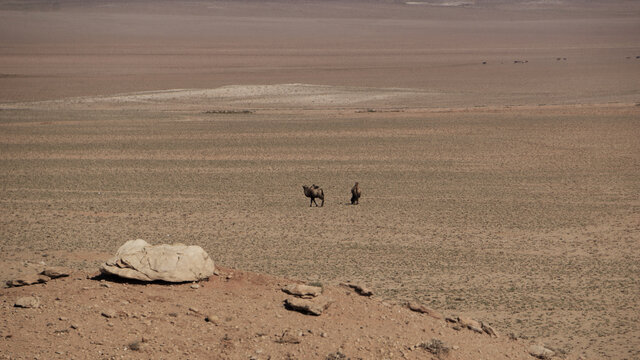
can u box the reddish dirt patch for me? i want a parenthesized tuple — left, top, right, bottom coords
(1, 263, 532, 360)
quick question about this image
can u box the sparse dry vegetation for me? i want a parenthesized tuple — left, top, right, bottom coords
(419, 338, 451, 359)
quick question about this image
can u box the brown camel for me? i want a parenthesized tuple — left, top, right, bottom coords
(351, 182, 361, 205)
(302, 184, 324, 207)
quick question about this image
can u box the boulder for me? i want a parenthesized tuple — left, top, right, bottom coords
(407, 302, 443, 320)
(100, 239, 215, 282)
(282, 284, 322, 298)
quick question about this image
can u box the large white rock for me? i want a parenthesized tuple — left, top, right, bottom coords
(100, 239, 215, 282)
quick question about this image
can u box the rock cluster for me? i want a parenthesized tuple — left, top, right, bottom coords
(6, 266, 73, 288)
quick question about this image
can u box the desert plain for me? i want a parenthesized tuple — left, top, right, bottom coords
(0, 0, 639, 359)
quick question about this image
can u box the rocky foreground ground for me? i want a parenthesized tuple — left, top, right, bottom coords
(1, 264, 556, 360)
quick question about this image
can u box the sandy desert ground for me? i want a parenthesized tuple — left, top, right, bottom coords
(0, 0, 639, 359)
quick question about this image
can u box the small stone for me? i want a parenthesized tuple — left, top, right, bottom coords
(445, 316, 458, 323)
(188, 307, 199, 314)
(282, 284, 322, 298)
(101, 309, 117, 318)
(341, 283, 373, 296)
(128, 340, 143, 351)
(190, 284, 200, 289)
(70, 324, 79, 330)
(320, 332, 328, 338)
(40, 266, 72, 279)
(284, 297, 332, 316)
(529, 344, 555, 359)
(275, 330, 301, 344)
(59, 317, 68, 321)
(205, 314, 220, 323)
(100, 283, 111, 288)
(407, 302, 443, 319)
(14, 296, 40, 308)
(481, 321, 499, 338)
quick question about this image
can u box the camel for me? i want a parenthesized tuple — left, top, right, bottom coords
(351, 182, 361, 205)
(302, 184, 324, 207)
